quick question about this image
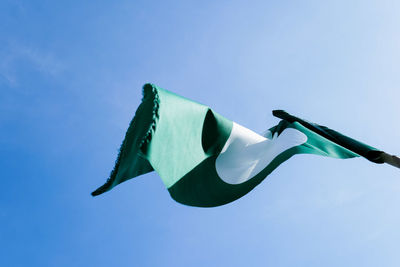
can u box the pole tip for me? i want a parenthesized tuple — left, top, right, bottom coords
(381, 152, 400, 169)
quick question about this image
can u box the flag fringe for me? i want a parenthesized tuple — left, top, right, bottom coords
(138, 84, 160, 154)
(91, 84, 160, 196)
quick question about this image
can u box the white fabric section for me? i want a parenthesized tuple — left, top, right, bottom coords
(216, 122, 307, 184)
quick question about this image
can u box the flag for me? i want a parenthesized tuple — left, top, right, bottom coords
(92, 83, 399, 207)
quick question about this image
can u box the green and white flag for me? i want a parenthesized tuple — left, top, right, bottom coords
(92, 84, 399, 207)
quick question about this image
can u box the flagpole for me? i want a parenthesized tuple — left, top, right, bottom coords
(381, 152, 400, 169)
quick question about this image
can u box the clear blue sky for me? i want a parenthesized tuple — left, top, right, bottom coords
(1, 1, 399, 266)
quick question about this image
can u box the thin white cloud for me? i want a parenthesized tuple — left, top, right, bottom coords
(0, 42, 65, 87)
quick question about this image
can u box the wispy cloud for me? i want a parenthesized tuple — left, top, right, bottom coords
(0, 42, 65, 87)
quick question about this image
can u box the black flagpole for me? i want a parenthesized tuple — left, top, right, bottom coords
(381, 153, 400, 169)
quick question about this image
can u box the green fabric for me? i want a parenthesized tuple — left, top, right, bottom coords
(284, 121, 359, 159)
(143, 87, 233, 188)
(92, 83, 233, 195)
(91, 84, 156, 196)
(168, 121, 359, 207)
(92, 84, 383, 208)
(272, 110, 383, 162)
